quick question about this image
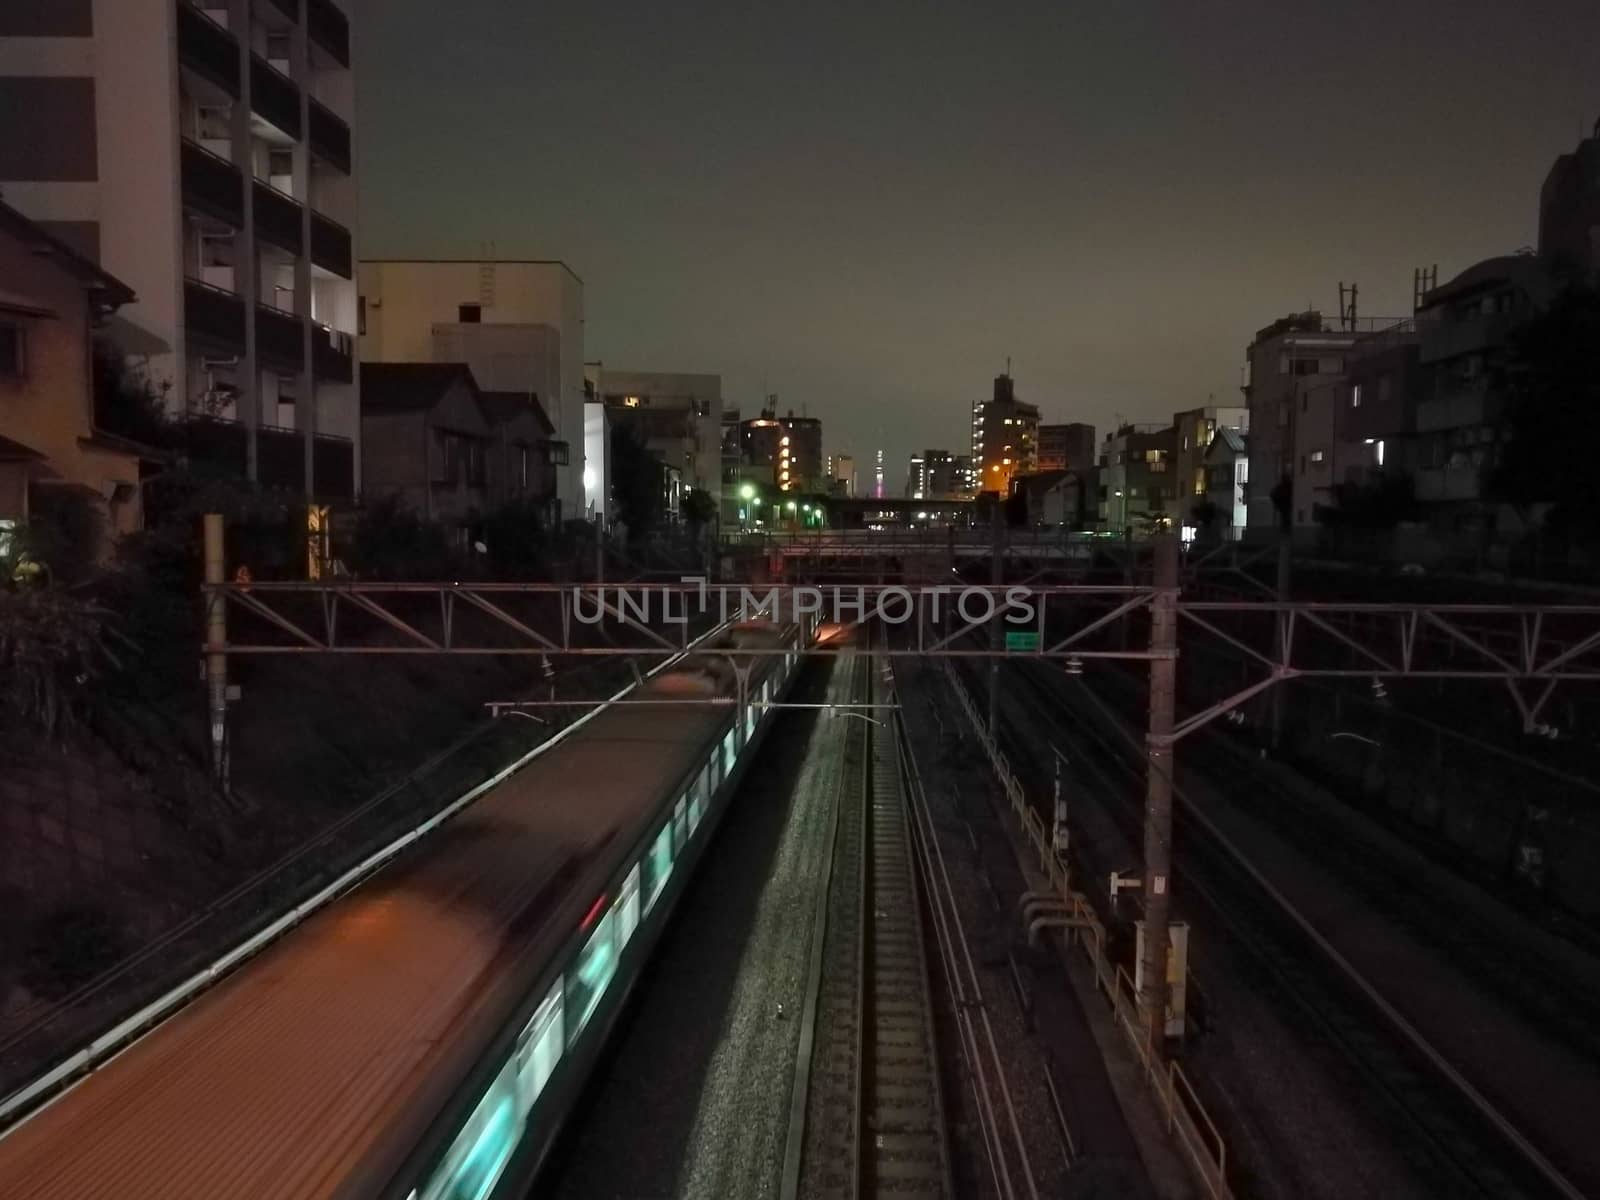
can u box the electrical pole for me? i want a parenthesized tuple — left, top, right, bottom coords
(988, 498, 1002, 735)
(1271, 518, 1291, 748)
(203, 513, 230, 789)
(1140, 532, 1179, 1054)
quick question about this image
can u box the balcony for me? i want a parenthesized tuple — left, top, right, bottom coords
(177, 3, 240, 97)
(184, 277, 247, 351)
(256, 302, 304, 370)
(306, 0, 350, 67)
(1418, 311, 1520, 365)
(264, 0, 298, 22)
(249, 54, 302, 139)
(308, 99, 351, 174)
(180, 138, 244, 227)
(253, 180, 304, 255)
(310, 210, 352, 278)
(313, 323, 353, 383)
(180, 414, 355, 501)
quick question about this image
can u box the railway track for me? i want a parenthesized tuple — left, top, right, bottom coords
(784, 653, 953, 1199)
(990, 657, 1589, 1200)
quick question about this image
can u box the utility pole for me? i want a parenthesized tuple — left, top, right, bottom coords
(988, 498, 1003, 735)
(203, 513, 229, 789)
(1140, 533, 1179, 1054)
(1271, 518, 1291, 748)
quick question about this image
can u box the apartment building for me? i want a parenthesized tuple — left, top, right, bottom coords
(1239, 312, 1363, 529)
(972, 373, 1038, 495)
(1171, 404, 1247, 530)
(825, 453, 857, 497)
(360, 260, 584, 517)
(589, 368, 722, 497)
(740, 407, 822, 493)
(1097, 423, 1175, 535)
(0, 0, 360, 500)
(1037, 422, 1096, 473)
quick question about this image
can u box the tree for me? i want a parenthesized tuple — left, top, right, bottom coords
(92, 340, 175, 449)
(682, 486, 717, 529)
(1315, 473, 1420, 531)
(1491, 285, 1600, 532)
(1191, 498, 1222, 540)
(609, 421, 664, 537)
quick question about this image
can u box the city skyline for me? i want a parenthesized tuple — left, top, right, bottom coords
(357, 0, 1598, 493)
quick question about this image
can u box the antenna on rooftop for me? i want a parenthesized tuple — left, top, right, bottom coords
(1412, 265, 1438, 311)
(1338, 281, 1359, 331)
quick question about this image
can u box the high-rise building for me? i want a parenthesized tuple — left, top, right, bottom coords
(874, 449, 885, 499)
(910, 449, 956, 498)
(905, 453, 926, 498)
(1037, 423, 1096, 473)
(739, 404, 821, 492)
(973, 373, 1039, 494)
(825, 453, 857, 497)
(953, 453, 975, 494)
(0, 0, 360, 499)
(360, 260, 585, 516)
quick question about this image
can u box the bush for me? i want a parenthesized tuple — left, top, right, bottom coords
(347, 495, 459, 580)
(0, 586, 126, 736)
(19, 487, 104, 586)
(478, 497, 551, 578)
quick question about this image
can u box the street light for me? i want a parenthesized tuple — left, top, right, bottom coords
(739, 483, 756, 501)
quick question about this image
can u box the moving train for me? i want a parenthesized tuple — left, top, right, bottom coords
(0, 617, 812, 1199)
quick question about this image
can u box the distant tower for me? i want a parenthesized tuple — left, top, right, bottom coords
(874, 449, 885, 499)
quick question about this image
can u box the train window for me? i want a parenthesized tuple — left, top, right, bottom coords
(672, 797, 688, 854)
(689, 765, 710, 833)
(616, 864, 641, 947)
(721, 729, 737, 777)
(567, 909, 618, 1042)
(421, 1060, 521, 1200)
(515, 984, 564, 1116)
(644, 824, 672, 913)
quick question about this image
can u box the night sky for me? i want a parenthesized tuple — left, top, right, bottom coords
(357, 0, 1598, 491)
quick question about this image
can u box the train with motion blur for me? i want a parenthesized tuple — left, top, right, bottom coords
(0, 617, 813, 1200)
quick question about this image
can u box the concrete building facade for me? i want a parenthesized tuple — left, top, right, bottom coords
(0, 200, 143, 545)
(1097, 422, 1175, 534)
(1037, 422, 1096, 474)
(1171, 404, 1248, 530)
(740, 407, 822, 493)
(1240, 312, 1362, 529)
(825, 452, 857, 497)
(973, 373, 1038, 495)
(359, 259, 584, 516)
(590, 368, 721, 498)
(0, 0, 360, 499)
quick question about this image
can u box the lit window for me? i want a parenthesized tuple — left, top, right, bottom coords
(1351, 384, 1362, 408)
(645, 824, 672, 910)
(567, 907, 618, 1040)
(515, 983, 564, 1111)
(1376, 439, 1386, 467)
(1310, 449, 1325, 464)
